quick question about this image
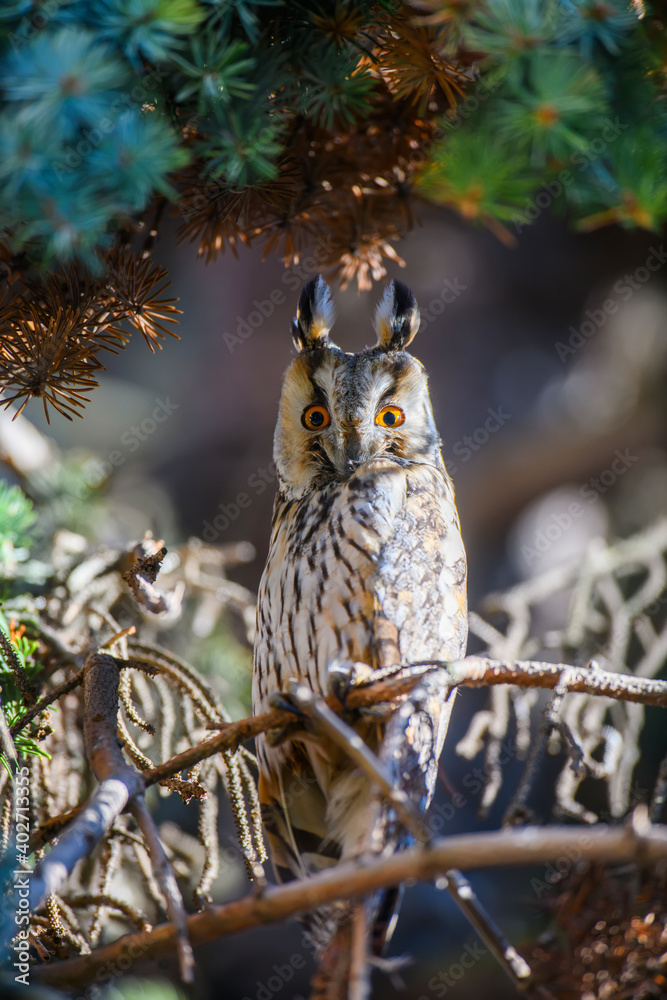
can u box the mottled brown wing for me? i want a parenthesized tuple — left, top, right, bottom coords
(375, 462, 468, 669)
(375, 462, 468, 813)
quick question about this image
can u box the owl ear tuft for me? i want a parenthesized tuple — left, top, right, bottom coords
(374, 280, 420, 352)
(292, 275, 335, 351)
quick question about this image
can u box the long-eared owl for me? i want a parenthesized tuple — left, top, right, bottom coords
(252, 276, 468, 995)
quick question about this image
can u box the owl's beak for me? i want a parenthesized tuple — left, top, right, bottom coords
(330, 418, 376, 477)
(343, 428, 364, 469)
(345, 431, 363, 467)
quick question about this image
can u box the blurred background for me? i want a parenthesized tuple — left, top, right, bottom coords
(21, 202, 667, 999)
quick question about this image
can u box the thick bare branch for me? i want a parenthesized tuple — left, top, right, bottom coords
(144, 656, 667, 789)
(28, 654, 144, 913)
(34, 813, 667, 990)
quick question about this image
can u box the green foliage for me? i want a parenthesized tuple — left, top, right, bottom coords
(496, 53, 607, 163)
(0, 481, 35, 574)
(462, 0, 558, 68)
(556, 0, 638, 57)
(87, 0, 206, 64)
(171, 36, 256, 114)
(419, 125, 538, 223)
(201, 105, 285, 183)
(0, 0, 664, 273)
(0, 486, 47, 771)
(0, 608, 48, 774)
(420, 0, 667, 235)
(0, 21, 186, 266)
(295, 46, 376, 130)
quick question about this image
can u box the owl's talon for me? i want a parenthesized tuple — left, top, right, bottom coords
(267, 689, 308, 746)
(268, 691, 305, 717)
(328, 660, 358, 707)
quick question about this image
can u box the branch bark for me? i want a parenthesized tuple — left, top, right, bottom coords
(28, 655, 144, 912)
(28, 653, 194, 982)
(30, 654, 667, 854)
(143, 656, 667, 788)
(34, 812, 667, 990)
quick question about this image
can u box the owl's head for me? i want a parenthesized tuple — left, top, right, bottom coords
(274, 276, 443, 498)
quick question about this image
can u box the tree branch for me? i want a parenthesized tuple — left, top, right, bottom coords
(28, 655, 144, 913)
(33, 812, 667, 990)
(30, 653, 667, 856)
(28, 653, 194, 982)
(10, 668, 84, 737)
(144, 656, 667, 788)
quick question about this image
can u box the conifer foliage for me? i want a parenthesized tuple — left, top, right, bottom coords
(0, 1, 665, 418)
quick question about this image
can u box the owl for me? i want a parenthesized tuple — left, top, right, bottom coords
(252, 276, 467, 998)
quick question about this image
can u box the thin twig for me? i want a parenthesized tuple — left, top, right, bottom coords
(129, 797, 194, 983)
(444, 870, 531, 987)
(10, 668, 84, 736)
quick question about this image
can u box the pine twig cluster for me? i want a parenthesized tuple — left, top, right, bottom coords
(0, 247, 180, 421)
(1, 2, 666, 419)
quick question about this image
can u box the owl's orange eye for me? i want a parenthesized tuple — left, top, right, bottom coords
(375, 405, 405, 428)
(302, 404, 331, 431)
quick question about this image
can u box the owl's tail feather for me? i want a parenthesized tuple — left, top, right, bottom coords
(309, 901, 372, 1000)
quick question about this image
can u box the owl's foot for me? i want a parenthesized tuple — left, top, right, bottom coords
(327, 659, 363, 708)
(268, 690, 306, 716)
(287, 680, 429, 845)
(266, 690, 306, 747)
(327, 658, 402, 709)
